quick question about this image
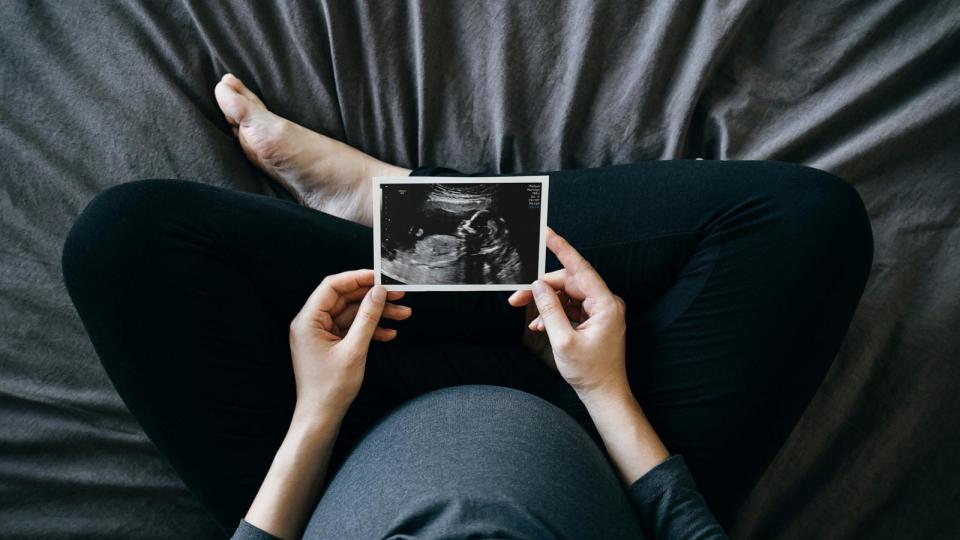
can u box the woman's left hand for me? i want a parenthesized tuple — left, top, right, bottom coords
(289, 269, 411, 418)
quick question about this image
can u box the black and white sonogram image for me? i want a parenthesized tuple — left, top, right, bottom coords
(375, 178, 547, 290)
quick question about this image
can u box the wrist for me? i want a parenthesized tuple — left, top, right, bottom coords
(576, 376, 636, 413)
(578, 380, 649, 434)
(291, 398, 349, 432)
(579, 382, 670, 484)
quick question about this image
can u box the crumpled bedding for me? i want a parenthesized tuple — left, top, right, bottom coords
(1, 1, 958, 538)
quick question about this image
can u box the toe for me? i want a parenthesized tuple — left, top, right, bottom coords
(213, 81, 246, 127)
(214, 80, 252, 127)
(221, 73, 266, 109)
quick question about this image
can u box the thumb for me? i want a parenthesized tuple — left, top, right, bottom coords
(342, 285, 387, 352)
(531, 280, 574, 345)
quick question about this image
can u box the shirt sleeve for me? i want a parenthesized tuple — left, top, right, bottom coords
(229, 519, 282, 540)
(628, 455, 730, 540)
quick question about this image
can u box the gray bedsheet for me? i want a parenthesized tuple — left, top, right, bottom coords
(2, 1, 958, 538)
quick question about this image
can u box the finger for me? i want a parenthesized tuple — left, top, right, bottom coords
(333, 303, 359, 331)
(313, 310, 335, 332)
(335, 301, 411, 329)
(326, 286, 371, 319)
(325, 269, 375, 295)
(527, 316, 548, 333)
(342, 286, 407, 304)
(341, 286, 372, 303)
(508, 269, 569, 306)
(301, 270, 376, 315)
(581, 295, 620, 317)
(582, 297, 599, 316)
(558, 289, 576, 307)
(293, 307, 338, 335)
(508, 290, 530, 307)
(342, 285, 388, 350)
(372, 327, 398, 342)
(546, 228, 596, 278)
(382, 302, 412, 320)
(546, 229, 610, 296)
(531, 280, 574, 345)
(560, 292, 581, 322)
(327, 289, 366, 319)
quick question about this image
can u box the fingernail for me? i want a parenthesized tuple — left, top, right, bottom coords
(532, 280, 548, 295)
(371, 286, 386, 303)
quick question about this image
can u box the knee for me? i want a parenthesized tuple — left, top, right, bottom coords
(62, 179, 190, 293)
(768, 163, 874, 274)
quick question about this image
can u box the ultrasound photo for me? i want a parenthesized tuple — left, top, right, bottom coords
(373, 177, 549, 291)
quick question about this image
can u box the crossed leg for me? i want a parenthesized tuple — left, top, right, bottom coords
(63, 76, 871, 532)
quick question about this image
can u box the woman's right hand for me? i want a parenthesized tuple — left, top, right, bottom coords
(508, 228, 630, 403)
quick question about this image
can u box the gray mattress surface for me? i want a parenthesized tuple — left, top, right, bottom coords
(2, 1, 958, 538)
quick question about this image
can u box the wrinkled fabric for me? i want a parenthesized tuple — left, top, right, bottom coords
(1, 1, 958, 538)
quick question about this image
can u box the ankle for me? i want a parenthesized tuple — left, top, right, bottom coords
(365, 158, 411, 181)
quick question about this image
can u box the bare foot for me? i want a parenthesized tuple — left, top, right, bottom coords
(214, 73, 410, 225)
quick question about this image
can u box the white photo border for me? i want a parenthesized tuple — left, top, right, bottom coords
(372, 176, 549, 291)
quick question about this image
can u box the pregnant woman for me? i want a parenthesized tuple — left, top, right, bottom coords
(62, 74, 872, 539)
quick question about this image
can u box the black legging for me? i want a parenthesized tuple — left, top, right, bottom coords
(62, 160, 872, 532)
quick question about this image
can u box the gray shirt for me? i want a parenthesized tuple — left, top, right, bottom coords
(230, 385, 727, 540)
